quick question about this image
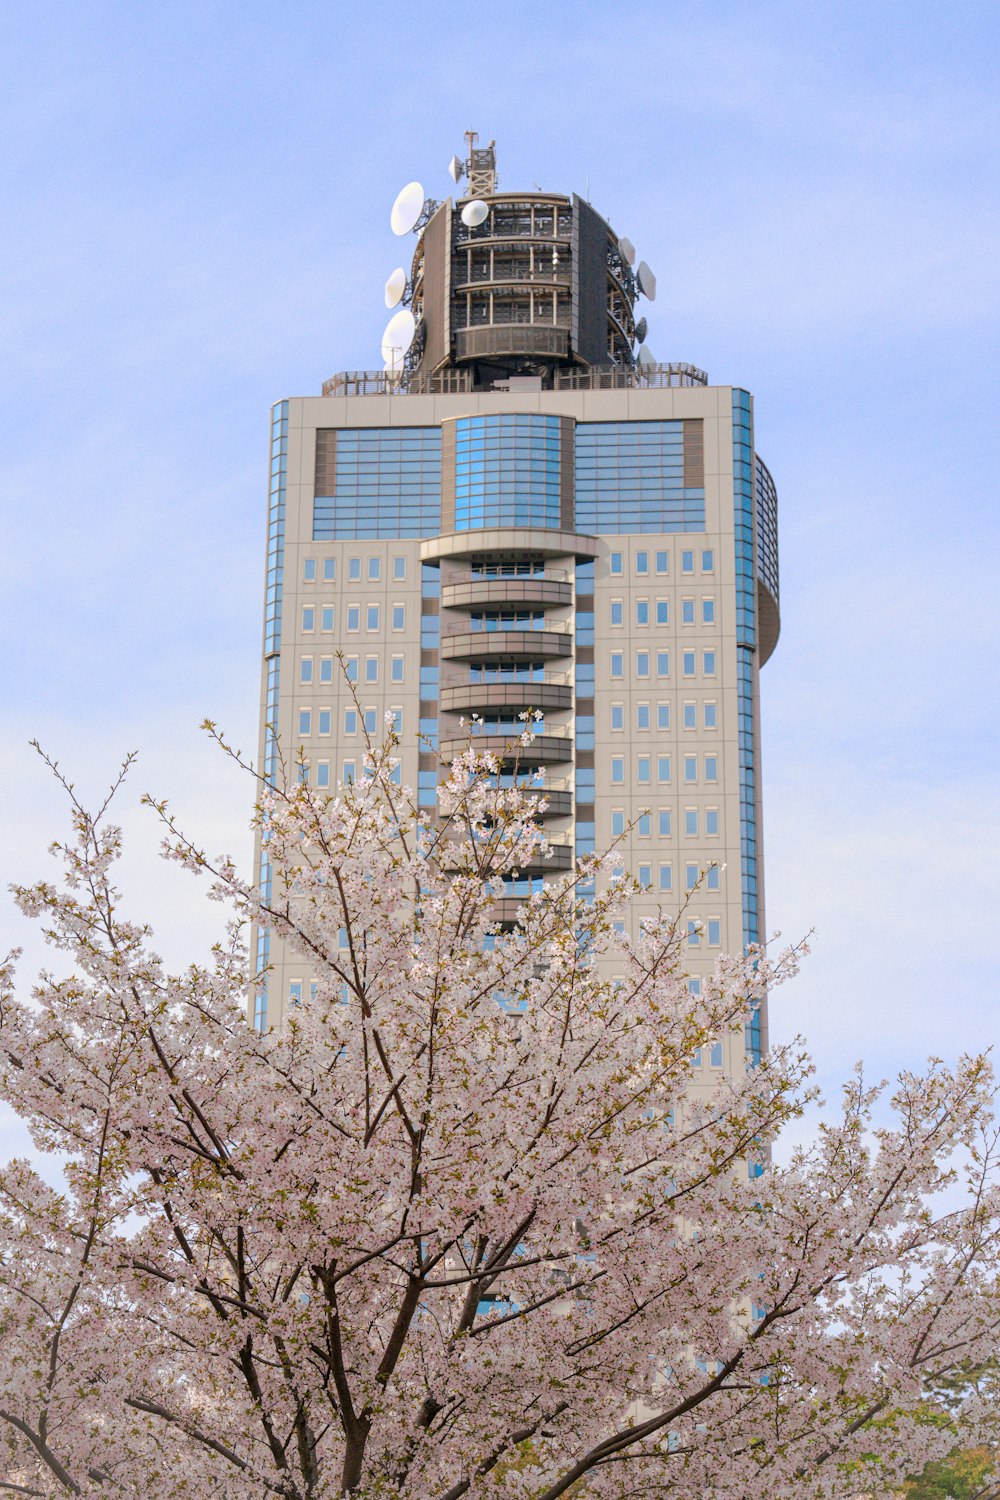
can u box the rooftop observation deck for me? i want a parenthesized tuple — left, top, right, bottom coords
(321, 361, 709, 398)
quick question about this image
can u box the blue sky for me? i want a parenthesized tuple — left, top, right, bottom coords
(2, 1, 998, 1156)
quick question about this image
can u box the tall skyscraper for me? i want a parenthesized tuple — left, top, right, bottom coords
(254, 137, 780, 1079)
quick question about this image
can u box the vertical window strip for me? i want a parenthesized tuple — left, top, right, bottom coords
(733, 390, 761, 1064)
(256, 399, 288, 1033)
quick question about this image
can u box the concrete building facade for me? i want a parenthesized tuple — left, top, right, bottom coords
(253, 142, 780, 1078)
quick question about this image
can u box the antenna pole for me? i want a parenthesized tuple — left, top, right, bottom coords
(465, 130, 497, 197)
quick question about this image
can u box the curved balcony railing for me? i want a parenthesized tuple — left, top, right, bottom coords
(455, 325, 569, 362)
(441, 629, 574, 662)
(439, 837, 573, 874)
(439, 733, 573, 766)
(441, 575, 573, 610)
(439, 682, 572, 715)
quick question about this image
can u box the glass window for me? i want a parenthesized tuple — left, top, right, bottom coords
(609, 551, 623, 575)
(367, 605, 380, 631)
(319, 657, 334, 684)
(344, 708, 357, 734)
(420, 616, 439, 648)
(707, 867, 720, 892)
(421, 564, 440, 598)
(681, 551, 694, 574)
(347, 605, 360, 631)
(682, 651, 695, 676)
(301, 606, 315, 632)
(702, 598, 715, 624)
(391, 655, 404, 683)
(638, 863, 652, 889)
(682, 599, 695, 625)
(316, 762, 330, 789)
(687, 920, 700, 947)
(684, 756, 697, 783)
(368, 557, 381, 581)
(705, 808, 719, 836)
(390, 709, 402, 733)
(658, 809, 671, 837)
(418, 717, 437, 748)
(637, 812, 651, 837)
(349, 558, 361, 581)
(656, 651, 670, 678)
(300, 657, 313, 684)
(323, 559, 336, 582)
(610, 702, 624, 731)
(576, 714, 595, 750)
(636, 702, 650, 731)
(686, 863, 698, 891)
(701, 550, 714, 573)
(392, 604, 405, 630)
(610, 600, 623, 627)
(575, 610, 594, 645)
(393, 556, 406, 579)
(636, 651, 649, 678)
(419, 663, 438, 695)
(658, 863, 672, 891)
(705, 755, 718, 782)
(288, 980, 303, 1006)
(417, 770, 437, 807)
(365, 656, 378, 683)
(298, 709, 311, 737)
(657, 755, 671, 782)
(685, 809, 698, 836)
(636, 599, 649, 626)
(303, 559, 316, 582)
(575, 560, 594, 589)
(704, 701, 717, 729)
(656, 703, 670, 731)
(610, 652, 624, 679)
(703, 651, 716, 675)
(364, 708, 378, 734)
(297, 764, 309, 786)
(611, 810, 625, 837)
(576, 768, 595, 799)
(345, 657, 358, 682)
(655, 550, 668, 575)
(708, 919, 721, 946)
(318, 709, 331, 735)
(321, 606, 334, 632)
(656, 600, 669, 625)
(637, 755, 651, 784)
(683, 702, 696, 729)
(343, 760, 356, 784)
(576, 662, 595, 693)
(611, 756, 625, 785)
(635, 550, 649, 575)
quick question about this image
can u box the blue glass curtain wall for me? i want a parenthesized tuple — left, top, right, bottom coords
(575, 421, 705, 532)
(733, 390, 761, 1064)
(454, 414, 562, 531)
(314, 428, 441, 539)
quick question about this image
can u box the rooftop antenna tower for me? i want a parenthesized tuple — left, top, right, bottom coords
(465, 129, 497, 196)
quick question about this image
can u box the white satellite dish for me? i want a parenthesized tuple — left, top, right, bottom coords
(637, 343, 656, 366)
(384, 267, 407, 309)
(381, 308, 416, 367)
(636, 260, 657, 300)
(383, 362, 405, 383)
(634, 316, 648, 343)
(461, 199, 489, 228)
(448, 154, 464, 183)
(390, 181, 425, 236)
(619, 236, 636, 266)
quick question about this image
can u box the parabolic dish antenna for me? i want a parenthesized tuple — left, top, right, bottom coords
(637, 343, 656, 366)
(383, 362, 405, 383)
(381, 308, 416, 367)
(390, 181, 425, 236)
(636, 260, 657, 300)
(634, 316, 648, 344)
(448, 154, 464, 183)
(619, 236, 636, 266)
(461, 199, 489, 228)
(384, 267, 407, 309)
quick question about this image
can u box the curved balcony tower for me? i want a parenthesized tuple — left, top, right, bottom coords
(407, 136, 638, 391)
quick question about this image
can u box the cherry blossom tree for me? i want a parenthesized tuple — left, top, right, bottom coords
(0, 724, 997, 1498)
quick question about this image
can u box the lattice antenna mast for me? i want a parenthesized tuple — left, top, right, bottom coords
(465, 130, 497, 196)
